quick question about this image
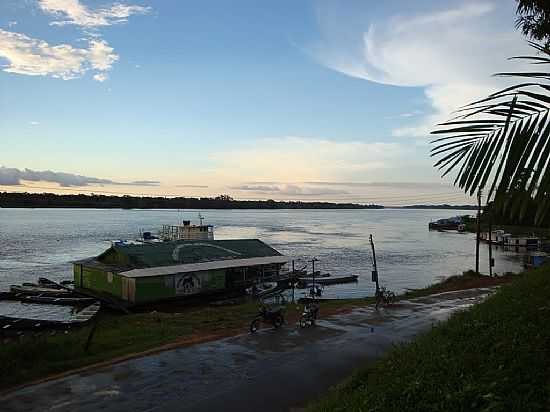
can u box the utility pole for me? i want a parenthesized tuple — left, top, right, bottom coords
(476, 189, 482, 276)
(369, 234, 380, 295)
(488, 204, 493, 277)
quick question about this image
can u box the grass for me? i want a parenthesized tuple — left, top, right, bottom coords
(308, 265, 550, 412)
(400, 270, 516, 299)
(0, 298, 368, 391)
(0, 302, 253, 390)
(0, 271, 516, 392)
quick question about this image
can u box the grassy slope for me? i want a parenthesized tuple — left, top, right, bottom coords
(0, 299, 367, 390)
(309, 266, 550, 412)
(0, 272, 515, 392)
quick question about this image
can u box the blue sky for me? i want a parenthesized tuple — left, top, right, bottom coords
(0, 0, 531, 204)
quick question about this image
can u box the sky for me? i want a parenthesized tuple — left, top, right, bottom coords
(0, 0, 534, 205)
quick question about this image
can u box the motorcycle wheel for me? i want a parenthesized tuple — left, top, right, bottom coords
(250, 318, 261, 333)
(299, 317, 307, 328)
(273, 315, 284, 329)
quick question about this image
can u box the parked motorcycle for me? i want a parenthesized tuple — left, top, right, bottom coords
(299, 303, 319, 328)
(250, 305, 285, 333)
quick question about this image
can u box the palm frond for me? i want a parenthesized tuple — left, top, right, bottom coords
(431, 42, 550, 224)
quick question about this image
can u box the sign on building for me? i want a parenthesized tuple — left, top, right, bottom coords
(175, 273, 202, 295)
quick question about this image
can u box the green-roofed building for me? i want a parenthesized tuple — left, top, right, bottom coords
(73, 239, 288, 305)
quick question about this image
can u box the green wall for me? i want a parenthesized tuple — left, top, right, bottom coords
(74, 264, 228, 304)
(73, 264, 123, 298)
(134, 276, 175, 303)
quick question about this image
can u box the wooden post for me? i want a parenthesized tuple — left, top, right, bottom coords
(310, 258, 319, 301)
(476, 189, 482, 276)
(84, 318, 99, 353)
(369, 234, 380, 295)
(291, 260, 295, 303)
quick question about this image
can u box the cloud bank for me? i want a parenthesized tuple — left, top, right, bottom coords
(310, 1, 531, 137)
(0, 29, 118, 80)
(210, 136, 406, 183)
(230, 184, 349, 196)
(0, 167, 159, 187)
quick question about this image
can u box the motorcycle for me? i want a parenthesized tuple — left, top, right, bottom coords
(375, 286, 396, 309)
(250, 305, 285, 333)
(299, 303, 319, 328)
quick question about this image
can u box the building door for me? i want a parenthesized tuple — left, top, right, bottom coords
(121, 277, 135, 302)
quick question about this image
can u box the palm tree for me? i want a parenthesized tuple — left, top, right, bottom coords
(430, 42, 550, 224)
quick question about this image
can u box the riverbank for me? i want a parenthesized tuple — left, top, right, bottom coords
(0, 271, 517, 392)
(308, 265, 549, 412)
(1, 287, 495, 412)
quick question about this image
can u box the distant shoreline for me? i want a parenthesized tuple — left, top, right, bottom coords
(396, 204, 477, 210)
(0, 192, 382, 210)
(0, 192, 477, 210)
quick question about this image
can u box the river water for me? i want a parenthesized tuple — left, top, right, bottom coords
(0, 208, 524, 303)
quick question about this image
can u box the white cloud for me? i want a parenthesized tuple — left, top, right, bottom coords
(39, 0, 151, 28)
(0, 29, 118, 80)
(209, 136, 409, 183)
(310, 1, 532, 137)
(93, 73, 107, 82)
(29, 121, 39, 126)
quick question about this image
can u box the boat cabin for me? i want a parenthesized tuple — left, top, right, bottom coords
(159, 220, 214, 241)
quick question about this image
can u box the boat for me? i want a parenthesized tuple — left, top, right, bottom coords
(257, 284, 287, 298)
(9, 285, 76, 297)
(37, 277, 66, 289)
(504, 236, 541, 248)
(298, 275, 359, 286)
(298, 296, 341, 303)
(428, 216, 464, 231)
(298, 271, 331, 279)
(523, 251, 550, 268)
(0, 301, 101, 331)
(247, 282, 277, 297)
(18, 295, 97, 306)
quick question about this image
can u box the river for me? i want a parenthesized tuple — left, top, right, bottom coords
(0, 208, 523, 301)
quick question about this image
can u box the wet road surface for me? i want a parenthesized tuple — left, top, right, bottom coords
(1, 288, 493, 412)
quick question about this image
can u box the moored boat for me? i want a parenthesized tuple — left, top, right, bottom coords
(428, 216, 465, 231)
(0, 301, 101, 331)
(298, 275, 358, 286)
(9, 285, 76, 297)
(18, 295, 97, 306)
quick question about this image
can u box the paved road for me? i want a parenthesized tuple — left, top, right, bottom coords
(1, 288, 493, 412)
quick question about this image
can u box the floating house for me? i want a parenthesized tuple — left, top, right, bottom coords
(481, 230, 542, 248)
(73, 239, 288, 305)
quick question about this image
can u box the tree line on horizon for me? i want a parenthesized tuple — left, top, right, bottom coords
(0, 192, 384, 210)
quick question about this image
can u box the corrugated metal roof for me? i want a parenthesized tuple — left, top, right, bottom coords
(104, 239, 282, 269)
(119, 256, 289, 278)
